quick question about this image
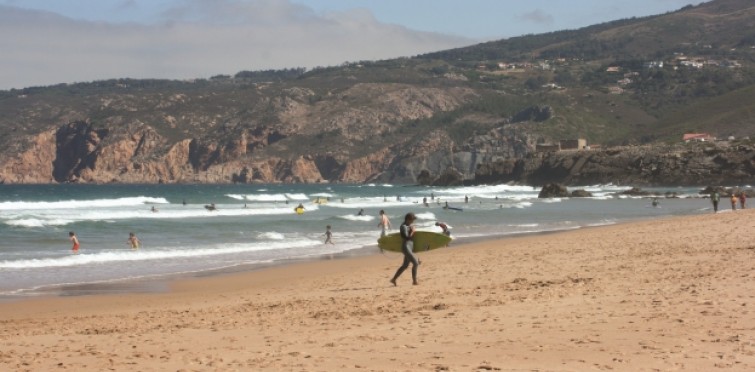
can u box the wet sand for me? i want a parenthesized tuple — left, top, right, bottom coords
(1, 210, 754, 371)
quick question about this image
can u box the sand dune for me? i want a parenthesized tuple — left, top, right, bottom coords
(2, 210, 755, 371)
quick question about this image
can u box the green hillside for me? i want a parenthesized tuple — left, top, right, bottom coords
(1, 0, 754, 177)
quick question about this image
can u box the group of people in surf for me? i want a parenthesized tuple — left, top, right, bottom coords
(67, 231, 141, 254)
(710, 190, 747, 213)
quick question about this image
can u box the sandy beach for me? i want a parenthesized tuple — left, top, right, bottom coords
(2, 210, 754, 371)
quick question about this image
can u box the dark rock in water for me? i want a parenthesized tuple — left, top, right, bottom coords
(571, 189, 593, 197)
(538, 183, 569, 198)
(622, 187, 650, 196)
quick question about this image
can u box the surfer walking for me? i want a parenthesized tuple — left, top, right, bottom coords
(390, 212, 419, 286)
(378, 210, 392, 237)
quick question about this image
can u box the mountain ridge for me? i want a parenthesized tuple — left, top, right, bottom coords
(1, 0, 753, 185)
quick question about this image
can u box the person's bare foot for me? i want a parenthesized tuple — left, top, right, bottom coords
(390, 278, 397, 286)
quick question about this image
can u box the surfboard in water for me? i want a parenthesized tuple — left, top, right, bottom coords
(378, 231, 452, 253)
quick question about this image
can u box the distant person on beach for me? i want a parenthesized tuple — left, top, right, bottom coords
(151, 206, 159, 213)
(127, 232, 141, 249)
(465, 195, 469, 204)
(652, 198, 659, 207)
(205, 203, 217, 211)
(69, 231, 80, 253)
(740, 191, 747, 209)
(731, 193, 738, 211)
(390, 213, 419, 286)
(378, 210, 392, 237)
(711, 190, 720, 213)
(444, 201, 449, 210)
(357, 208, 365, 216)
(324, 225, 334, 245)
(182, 199, 186, 206)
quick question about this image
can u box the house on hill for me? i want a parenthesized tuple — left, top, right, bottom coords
(560, 139, 587, 150)
(683, 133, 715, 142)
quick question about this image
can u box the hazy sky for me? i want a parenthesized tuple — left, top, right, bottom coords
(1, 0, 701, 90)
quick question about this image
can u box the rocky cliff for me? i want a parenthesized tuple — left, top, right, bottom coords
(0, 93, 755, 185)
(474, 142, 755, 186)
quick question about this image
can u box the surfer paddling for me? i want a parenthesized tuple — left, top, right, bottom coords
(69, 231, 80, 254)
(390, 212, 420, 286)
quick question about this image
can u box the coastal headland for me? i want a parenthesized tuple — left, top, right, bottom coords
(2, 209, 754, 371)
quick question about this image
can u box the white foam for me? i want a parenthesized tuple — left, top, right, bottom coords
(338, 215, 375, 222)
(233, 193, 287, 202)
(257, 232, 285, 240)
(2, 205, 310, 227)
(414, 212, 436, 220)
(4, 218, 74, 227)
(0, 196, 169, 211)
(285, 193, 309, 201)
(310, 192, 334, 198)
(0, 239, 322, 269)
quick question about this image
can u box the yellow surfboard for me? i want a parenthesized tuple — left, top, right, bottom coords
(378, 231, 452, 253)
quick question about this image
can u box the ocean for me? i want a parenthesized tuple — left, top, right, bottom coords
(0, 183, 712, 297)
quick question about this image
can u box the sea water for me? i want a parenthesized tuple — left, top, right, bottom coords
(0, 183, 712, 297)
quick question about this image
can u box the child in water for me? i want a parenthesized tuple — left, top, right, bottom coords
(324, 225, 334, 245)
(128, 232, 141, 249)
(69, 231, 80, 253)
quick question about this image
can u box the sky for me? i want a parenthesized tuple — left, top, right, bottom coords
(0, 0, 702, 90)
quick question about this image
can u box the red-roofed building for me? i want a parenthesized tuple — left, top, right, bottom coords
(683, 133, 715, 142)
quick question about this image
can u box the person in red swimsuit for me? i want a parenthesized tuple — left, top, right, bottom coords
(69, 231, 80, 253)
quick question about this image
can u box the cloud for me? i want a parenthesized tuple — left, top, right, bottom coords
(0, 0, 472, 90)
(520, 9, 554, 25)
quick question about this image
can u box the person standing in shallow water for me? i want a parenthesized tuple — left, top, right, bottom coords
(128, 232, 141, 249)
(711, 190, 720, 213)
(731, 193, 738, 211)
(323, 225, 334, 245)
(390, 213, 419, 286)
(69, 231, 80, 253)
(378, 210, 392, 237)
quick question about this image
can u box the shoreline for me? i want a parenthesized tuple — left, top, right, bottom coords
(1, 217, 631, 301)
(2, 210, 754, 370)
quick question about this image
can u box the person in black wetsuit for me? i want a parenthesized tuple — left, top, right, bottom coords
(390, 212, 419, 286)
